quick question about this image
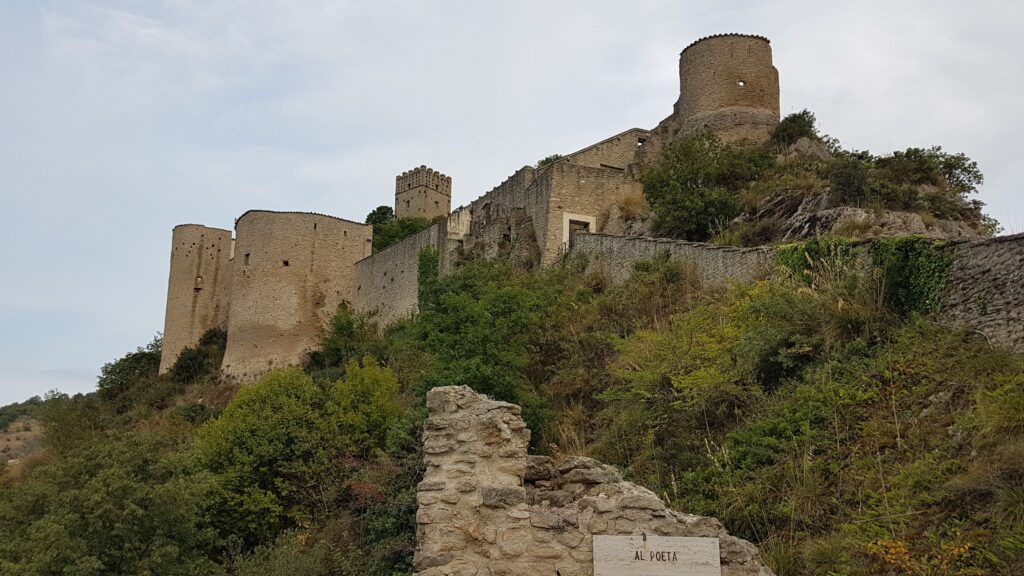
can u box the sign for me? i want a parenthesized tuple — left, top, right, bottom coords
(593, 535, 721, 576)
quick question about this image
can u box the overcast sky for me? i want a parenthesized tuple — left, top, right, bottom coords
(1, 1, 1021, 406)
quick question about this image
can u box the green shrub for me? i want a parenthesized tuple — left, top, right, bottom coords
(771, 109, 818, 147)
(869, 236, 953, 315)
(371, 217, 435, 251)
(170, 328, 227, 384)
(642, 133, 774, 241)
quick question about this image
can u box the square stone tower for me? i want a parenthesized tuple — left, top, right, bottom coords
(395, 165, 451, 220)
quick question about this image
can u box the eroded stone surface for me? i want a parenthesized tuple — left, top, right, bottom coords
(414, 386, 775, 576)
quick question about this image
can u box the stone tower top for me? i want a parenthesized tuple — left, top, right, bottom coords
(395, 165, 452, 220)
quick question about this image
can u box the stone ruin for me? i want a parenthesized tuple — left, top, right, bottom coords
(414, 386, 775, 575)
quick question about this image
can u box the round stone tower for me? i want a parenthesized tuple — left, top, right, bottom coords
(674, 33, 780, 142)
(159, 224, 233, 374)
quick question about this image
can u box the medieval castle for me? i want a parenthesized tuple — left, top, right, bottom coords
(158, 34, 1024, 379)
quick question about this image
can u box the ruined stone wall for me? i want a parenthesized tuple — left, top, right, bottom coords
(220, 211, 372, 379)
(415, 385, 774, 576)
(564, 128, 650, 170)
(569, 233, 773, 287)
(397, 165, 452, 220)
(351, 222, 449, 326)
(159, 224, 233, 373)
(462, 166, 549, 267)
(939, 233, 1024, 351)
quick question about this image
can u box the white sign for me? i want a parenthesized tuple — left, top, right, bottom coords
(593, 535, 721, 576)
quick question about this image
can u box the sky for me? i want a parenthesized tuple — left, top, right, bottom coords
(1, 1, 1022, 406)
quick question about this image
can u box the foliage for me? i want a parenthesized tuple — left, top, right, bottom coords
(536, 154, 564, 168)
(305, 306, 381, 373)
(0, 432, 223, 576)
(418, 247, 440, 304)
(642, 132, 775, 241)
(365, 205, 395, 226)
(869, 236, 953, 315)
(371, 217, 435, 252)
(170, 328, 227, 384)
(96, 335, 162, 408)
(195, 361, 411, 549)
(771, 109, 818, 147)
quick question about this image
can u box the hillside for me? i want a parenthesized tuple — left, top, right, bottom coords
(1, 234, 1021, 575)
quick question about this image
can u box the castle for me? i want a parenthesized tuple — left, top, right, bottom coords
(158, 33, 783, 379)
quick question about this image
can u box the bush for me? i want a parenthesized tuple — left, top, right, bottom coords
(170, 328, 227, 384)
(371, 217, 435, 252)
(643, 133, 774, 241)
(771, 109, 818, 147)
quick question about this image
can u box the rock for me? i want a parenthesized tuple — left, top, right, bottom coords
(524, 455, 556, 481)
(481, 486, 527, 508)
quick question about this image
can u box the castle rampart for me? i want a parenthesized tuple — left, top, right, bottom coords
(159, 224, 233, 374)
(220, 210, 372, 380)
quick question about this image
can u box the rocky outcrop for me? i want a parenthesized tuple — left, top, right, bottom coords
(414, 386, 775, 576)
(743, 189, 982, 242)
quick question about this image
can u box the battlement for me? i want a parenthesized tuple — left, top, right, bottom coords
(395, 165, 452, 220)
(396, 165, 451, 197)
(681, 32, 770, 54)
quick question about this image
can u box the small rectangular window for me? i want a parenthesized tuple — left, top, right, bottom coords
(282, 260, 289, 267)
(244, 253, 251, 266)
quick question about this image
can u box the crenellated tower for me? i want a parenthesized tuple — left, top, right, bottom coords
(395, 165, 451, 220)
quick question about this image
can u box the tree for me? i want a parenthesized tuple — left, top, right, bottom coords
(642, 133, 774, 241)
(365, 206, 395, 226)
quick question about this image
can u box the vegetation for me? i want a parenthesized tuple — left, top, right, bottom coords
(644, 111, 996, 243)
(365, 206, 437, 251)
(536, 154, 564, 168)
(0, 105, 1014, 573)
(1, 248, 1021, 575)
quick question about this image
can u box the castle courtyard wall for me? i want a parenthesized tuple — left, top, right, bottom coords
(352, 222, 448, 326)
(159, 224, 233, 373)
(220, 211, 372, 379)
(570, 233, 773, 287)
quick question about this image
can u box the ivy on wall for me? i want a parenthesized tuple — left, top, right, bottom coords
(869, 236, 953, 315)
(776, 236, 953, 316)
(418, 247, 440, 304)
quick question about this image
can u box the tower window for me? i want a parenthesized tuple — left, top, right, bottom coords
(244, 253, 251, 266)
(282, 260, 290, 267)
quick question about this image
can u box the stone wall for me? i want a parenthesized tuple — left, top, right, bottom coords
(220, 211, 373, 379)
(939, 233, 1024, 351)
(415, 385, 774, 576)
(352, 222, 449, 326)
(570, 233, 773, 287)
(159, 224, 233, 373)
(564, 128, 650, 170)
